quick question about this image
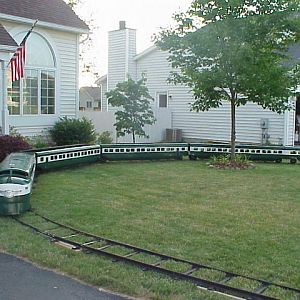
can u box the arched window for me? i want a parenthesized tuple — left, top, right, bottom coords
(7, 32, 56, 115)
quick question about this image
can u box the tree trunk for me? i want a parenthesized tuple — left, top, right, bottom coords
(132, 131, 136, 144)
(230, 97, 236, 161)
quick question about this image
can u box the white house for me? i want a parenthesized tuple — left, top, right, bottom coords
(98, 21, 300, 145)
(0, 0, 89, 136)
(79, 86, 102, 111)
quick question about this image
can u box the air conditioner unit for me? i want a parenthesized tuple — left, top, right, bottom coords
(165, 129, 182, 142)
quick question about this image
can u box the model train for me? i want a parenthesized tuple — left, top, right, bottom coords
(0, 152, 36, 215)
(1, 142, 300, 215)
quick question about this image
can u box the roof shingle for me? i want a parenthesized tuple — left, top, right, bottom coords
(80, 87, 102, 100)
(0, 0, 88, 31)
(0, 23, 18, 47)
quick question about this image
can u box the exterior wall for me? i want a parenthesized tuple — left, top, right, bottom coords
(52, 28, 78, 118)
(1, 21, 79, 136)
(79, 89, 101, 111)
(108, 29, 127, 91)
(107, 27, 136, 112)
(136, 47, 294, 145)
(0, 54, 11, 135)
(79, 90, 93, 111)
(80, 109, 172, 143)
(99, 79, 108, 112)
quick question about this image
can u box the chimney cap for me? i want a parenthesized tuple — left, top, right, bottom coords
(119, 21, 126, 30)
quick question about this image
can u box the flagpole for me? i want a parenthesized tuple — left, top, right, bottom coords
(7, 19, 38, 68)
(20, 20, 38, 45)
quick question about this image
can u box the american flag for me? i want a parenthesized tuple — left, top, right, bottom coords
(10, 43, 26, 82)
(9, 20, 38, 82)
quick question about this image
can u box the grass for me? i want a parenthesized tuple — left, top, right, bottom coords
(0, 160, 299, 299)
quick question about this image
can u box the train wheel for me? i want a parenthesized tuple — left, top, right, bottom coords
(290, 158, 297, 164)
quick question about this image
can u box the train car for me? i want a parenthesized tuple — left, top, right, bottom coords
(100, 143, 189, 161)
(0, 152, 36, 215)
(35, 144, 101, 170)
(189, 143, 300, 163)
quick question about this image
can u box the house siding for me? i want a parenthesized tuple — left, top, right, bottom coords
(101, 79, 108, 112)
(53, 29, 78, 117)
(127, 30, 137, 80)
(108, 30, 127, 91)
(107, 27, 137, 112)
(1, 21, 79, 135)
(136, 47, 290, 145)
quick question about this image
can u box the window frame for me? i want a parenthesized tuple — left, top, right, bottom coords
(157, 92, 169, 108)
(86, 101, 92, 109)
(8, 67, 56, 116)
(7, 31, 57, 116)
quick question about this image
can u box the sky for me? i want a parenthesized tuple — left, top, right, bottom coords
(75, 0, 192, 86)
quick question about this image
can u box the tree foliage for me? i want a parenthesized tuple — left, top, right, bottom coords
(0, 135, 31, 162)
(64, 0, 81, 9)
(156, 0, 300, 160)
(64, 0, 99, 82)
(106, 77, 156, 143)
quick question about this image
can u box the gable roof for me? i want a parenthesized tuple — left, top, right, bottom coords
(95, 74, 107, 85)
(80, 87, 101, 101)
(0, 23, 18, 47)
(134, 45, 158, 61)
(0, 0, 88, 32)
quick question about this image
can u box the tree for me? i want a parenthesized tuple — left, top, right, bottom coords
(156, 0, 300, 160)
(106, 77, 156, 143)
(64, 0, 99, 83)
(64, 0, 80, 9)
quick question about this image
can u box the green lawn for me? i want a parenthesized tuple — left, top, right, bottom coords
(0, 160, 299, 299)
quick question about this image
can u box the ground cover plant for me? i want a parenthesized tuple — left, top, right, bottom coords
(0, 160, 299, 299)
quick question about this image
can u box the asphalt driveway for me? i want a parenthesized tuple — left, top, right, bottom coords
(0, 252, 131, 300)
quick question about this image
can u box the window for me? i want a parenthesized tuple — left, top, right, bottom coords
(7, 32, 56, 116)
(7, 80, 20, 115)
(86, 101, 92, 108)
(94, 101, 101, 111)
(23, 70, 38, 115)
(158, 93, 168, 108)
(41, 71, 55, 114)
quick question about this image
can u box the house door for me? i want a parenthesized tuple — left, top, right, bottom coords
(296, 96, 300, 144)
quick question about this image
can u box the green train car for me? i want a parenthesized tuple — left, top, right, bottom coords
(35, 145, 101, 170)
(189, 143, 300, 163)
(0, 153, 36, 215)
(100, 143, 189, 161)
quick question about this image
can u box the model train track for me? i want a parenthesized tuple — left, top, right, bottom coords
(13, 213, 300, 300)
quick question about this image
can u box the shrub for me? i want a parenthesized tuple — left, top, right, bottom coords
(49, 117, 96, 146)
(0, 135, 31, 162)
(96, 131, 113, 144)
(27, 134, 55, 149)
(209, 154, 254, 170)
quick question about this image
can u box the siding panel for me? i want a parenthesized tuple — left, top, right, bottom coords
(137, 47, 290, 145)
(3, 22, 79, 135)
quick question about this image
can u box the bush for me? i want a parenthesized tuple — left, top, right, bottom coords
(49, 117, 96, 146)
(209, 154, 254, 170)
(96, 131, 113, 144)
(27, 134, 55, 149)
(0, 135, 31, 162)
